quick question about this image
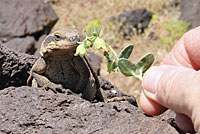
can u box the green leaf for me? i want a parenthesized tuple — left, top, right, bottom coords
(83, 29, 88, 37)
(92, 32, 97, 37)
(107, 60, 117, 73)
(118, 58, 136, 76)
(112, 63, 118, 72)
(105, 51, 114, 59)
(92, 27, 96, 36)
(91, 36, 96, 42)
(107, 60, 115, 73)
(108, 51, 114, 59)
(136, 53, 154, 74)
(107, 60, 113, 73)
(96, 25, 101, 36)
(119, 44, 134, 59)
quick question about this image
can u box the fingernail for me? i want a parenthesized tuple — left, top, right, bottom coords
(143, 66, 165, 94)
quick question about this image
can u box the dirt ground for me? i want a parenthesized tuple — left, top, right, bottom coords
(52, 0, 181, 102)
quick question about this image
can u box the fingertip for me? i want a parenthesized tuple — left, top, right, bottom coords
(142, 66, 165, 94)
(175, 113, 195, 133)
(140, 91, 167, 116)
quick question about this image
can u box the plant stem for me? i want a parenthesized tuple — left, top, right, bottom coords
(134, 74, 143, 81)
(105, 43, 119, 60)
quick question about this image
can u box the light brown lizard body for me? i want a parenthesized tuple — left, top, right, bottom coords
(27, 29, 105, 101)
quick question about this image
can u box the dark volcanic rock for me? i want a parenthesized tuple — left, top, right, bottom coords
(2, 36, 36, 54)
(0, 0, 58, 40)
(170, 0, 182, 7)
(0, 86, 179, 134)
(99, 76, 137, 106)
(34, 34, 48, 57)
(0, 45, 37, 89)
(111, 8, 153, 38)
(0, 0, 58, 54)
(179, 0, 200, 29)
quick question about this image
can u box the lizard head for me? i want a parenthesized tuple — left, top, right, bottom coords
(40, 29, 80, 58)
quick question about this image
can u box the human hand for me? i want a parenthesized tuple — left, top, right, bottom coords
(140, 26, 200, 133)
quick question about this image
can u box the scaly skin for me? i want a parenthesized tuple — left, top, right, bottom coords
(27, 29, 105, 101)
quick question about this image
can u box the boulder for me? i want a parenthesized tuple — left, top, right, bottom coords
(111, 8, 153, 38)
(0, 45, 37, 89)
(0, 0, 58, 54)
(0, 86, 179, 134)
(179, 0, 200, 29)
(34, 34, 48, 57)
(2, 36, 36, 54)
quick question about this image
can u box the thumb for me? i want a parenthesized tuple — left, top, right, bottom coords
(142, 65, 200, 132)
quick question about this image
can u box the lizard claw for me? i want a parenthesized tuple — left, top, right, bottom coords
(43, 83, 73, 94)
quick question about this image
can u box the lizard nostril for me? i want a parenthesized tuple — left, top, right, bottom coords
(69, 35, 80, 44)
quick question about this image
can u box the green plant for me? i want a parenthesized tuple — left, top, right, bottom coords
(159, 18, 190, 50)
(75, 26, 154, 81)
(85, 19, 101, 33)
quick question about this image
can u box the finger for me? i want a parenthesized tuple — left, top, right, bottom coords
(161, 26, 200, 70)
(140, 66, 170, 116)
(140, 90, 167, 116)
(142, 65, 200, 132)
(140, 66, 195, 132)
(175, 113, 194, 133)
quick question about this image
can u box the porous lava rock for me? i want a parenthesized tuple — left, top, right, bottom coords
(0, 86, 179, 134)
(0, 45, 37, 89)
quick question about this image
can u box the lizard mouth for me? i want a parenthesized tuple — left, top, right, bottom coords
(46, 44, 78, 50)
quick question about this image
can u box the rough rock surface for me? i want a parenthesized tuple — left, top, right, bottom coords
(0, 0, 58, 54)
(111, 8, 153, 38)
(179, 0, 200, 29)
(0, 86, 179, 134)
(0, 45, 37, 89)
(2, 36, 36, 54)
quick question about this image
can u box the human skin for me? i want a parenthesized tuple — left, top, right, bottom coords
(140, 26, 200, 132)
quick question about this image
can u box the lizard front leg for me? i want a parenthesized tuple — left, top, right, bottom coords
(28, 58, 72, 94)
(83, 56, 106, 102)
(27, 57, 47, 86)
(72, 56, 99, 100)
(32, 72, 70, 93)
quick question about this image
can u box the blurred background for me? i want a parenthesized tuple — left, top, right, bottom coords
(1, 0, 199, 102)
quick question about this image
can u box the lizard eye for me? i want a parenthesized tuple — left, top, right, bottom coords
(54, 34, 61, 41)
